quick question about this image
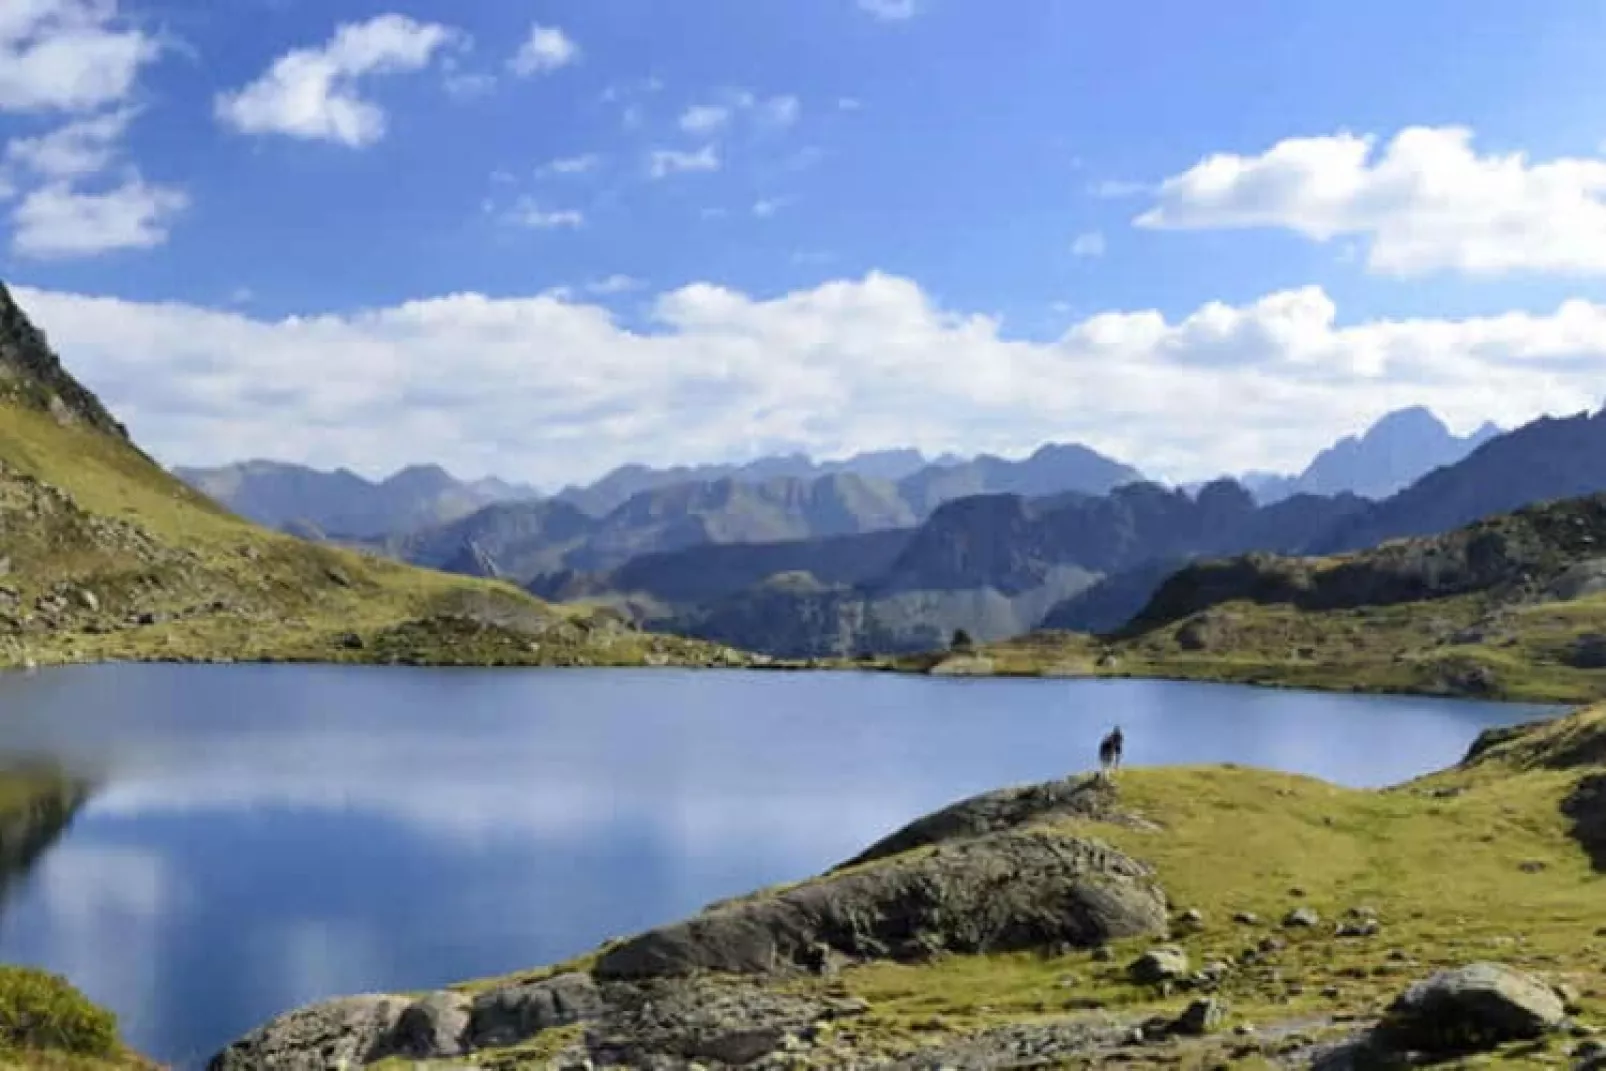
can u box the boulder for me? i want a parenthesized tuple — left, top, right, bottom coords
(469, 972, 604, 1049)
(1174, 997, 1226, 1036)
(388, 991, 470, 1059)
(595, 830, 1167, 979)
(207, 995, 410, 1070)
(1129, 946, 1189, 985)
(1380, 963, 1566, 1052)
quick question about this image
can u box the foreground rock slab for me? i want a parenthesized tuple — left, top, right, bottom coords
(595, 828, 1168, 979)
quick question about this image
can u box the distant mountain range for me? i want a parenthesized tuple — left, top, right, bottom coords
(530, 403, 1606, 657)
(172, 403, 1587, 659)
(172, 460, 541, 539)
(1236, 406, 1501, 503)
(529, 480, 1371, 656)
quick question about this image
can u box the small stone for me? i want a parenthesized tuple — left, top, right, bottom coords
(1232, 911, 1260, 926)
(1519, 860, 1549, 873)
(1129, 946, 1190, 985)
(1091, 947, 1114, 962)
(1174, 997, 1227, 1036)
(1258, 935, 1287, 953)
(1337, 918, 1381, 938)
(1321, 986, 1341, 999)
(1178, 907, 1205, 927)
(1284, 907, 1321, 928)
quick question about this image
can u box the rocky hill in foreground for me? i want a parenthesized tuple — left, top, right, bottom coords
(208, 703, 1606, 1069)
(0, 281, 748, 671)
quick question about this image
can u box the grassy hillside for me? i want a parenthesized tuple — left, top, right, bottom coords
(0, 284, 748, 671)
(213, 703, 1606, 1068)
(902, 493, 1606, 704)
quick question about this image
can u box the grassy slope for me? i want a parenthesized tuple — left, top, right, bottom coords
(0, 400, 751, 670)
(916, 590, 1606, 704)
(374, 705, 1606, 1068)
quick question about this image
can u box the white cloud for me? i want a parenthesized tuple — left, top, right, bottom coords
(12, 276, 1606, 487)
(510, 23, 577, 77)
(678, 104, 731, 135)
(12, 176, 186, 257)
(648, 145, 719, 179)
(858, 0, 919, 20)
(586, 274, 641, 295)
(1070, 230, 1105, 257)
(215, 14, 459, 147)
(5, 107, 134, 178)
(678, 91, 799, 137)
(537, 152, 600, 176)
(0, 0, 160, 113)
(1139, 126, 1606, 277)
(504, 200, 584, 229)
(838, 97, 862, 111)
(752, 197, 788, 218)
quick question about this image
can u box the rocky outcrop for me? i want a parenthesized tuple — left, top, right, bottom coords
(836, 775, 1141, 870)
(0, 282, 129, 440)
(595, 828, 1166, 980)
(1129, 493, 1606, 633)
(1563, 773, 1606, 872)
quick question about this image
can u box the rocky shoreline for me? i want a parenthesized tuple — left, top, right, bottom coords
(205, 710, 1606, 1069)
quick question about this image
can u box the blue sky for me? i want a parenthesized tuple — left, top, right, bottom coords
(4, 0, 1606, 485)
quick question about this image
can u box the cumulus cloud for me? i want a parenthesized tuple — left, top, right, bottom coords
(647, 144, 719, 179)
(5, 107, 134, 178)
(1139, 126, 1606, 277)
(12, 176, 186, 257)
(0, 0, 160, 113)
(1070, 231, 1105, 257)
(510, 23, 577, 77)
(215, 14, 460, 147)
(858, 0, 919, 20)
(11, 276, 1606, 487)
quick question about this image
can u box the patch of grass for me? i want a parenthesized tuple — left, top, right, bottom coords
(0, 966, 119, 1059)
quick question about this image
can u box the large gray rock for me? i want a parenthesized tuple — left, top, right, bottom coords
(390, 991, 470, 1059)
(596, 829, 1168, 979)
(1380, 962, 1566, 1052)
(469, 972, 603, 1049)
(207, 995, 411, 1070)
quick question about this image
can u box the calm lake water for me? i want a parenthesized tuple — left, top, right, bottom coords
(0, 665, 1563, 1067)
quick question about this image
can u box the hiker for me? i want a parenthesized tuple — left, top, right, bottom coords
(1098, 725, 1124, 778)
